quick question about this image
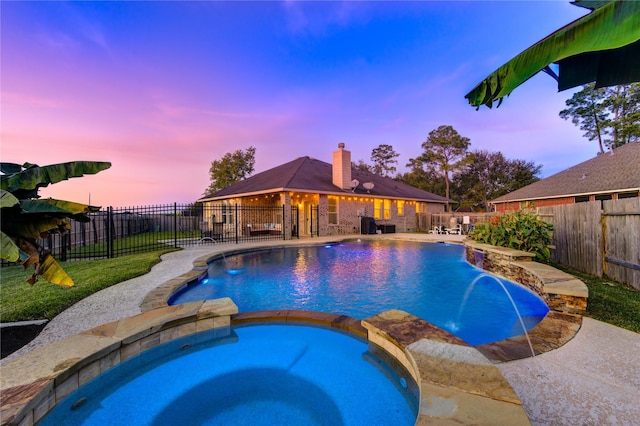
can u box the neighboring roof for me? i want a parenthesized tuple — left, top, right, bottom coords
(198, 156, 451, 204)
(492, 142, 640, 203)
(466, 0, 640, 109)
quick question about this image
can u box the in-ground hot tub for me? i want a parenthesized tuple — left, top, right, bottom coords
(37, 322, 418, 426)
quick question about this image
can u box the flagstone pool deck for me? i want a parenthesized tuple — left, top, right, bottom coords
(1, 234, 639, 425)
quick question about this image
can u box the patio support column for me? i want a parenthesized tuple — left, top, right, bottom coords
(281, 192, 292, 240)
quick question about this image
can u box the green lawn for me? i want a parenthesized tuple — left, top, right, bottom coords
(0, 249, 175, 322)
(1, 252, 638, 335)
(552, 263, 640, 333)
(64, 231, 198, 258)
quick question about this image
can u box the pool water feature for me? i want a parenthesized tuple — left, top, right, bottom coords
(458, 273, 537, 357)
(38, 324, 418, 426)
(169, 241, 549, 345)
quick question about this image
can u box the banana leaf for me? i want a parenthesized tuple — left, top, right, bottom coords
(0, 161, 111, 197)
(1, 235, 73, 286)
(466, 0, 640, 108)
(0, 231, 29, 262)
(39, 253, 74, 287)
(20, 198, 101, 215)
(0, 163, 24, 174)
(16, 201, 97, 224)
(0, 189, 19, 208)
(2, 216, 69, 239)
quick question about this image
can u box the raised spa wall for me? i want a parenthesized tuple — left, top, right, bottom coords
(464, 241, 588, 315)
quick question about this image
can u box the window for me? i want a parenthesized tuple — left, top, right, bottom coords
(328, 197, 338, 225)
(618, 192, 638, 199)
(519, 201, 533, 209)
(397, 200, 405, 216)
(595, 193, 612, 208)
(574, 196, 590, 203)
(373, 199, 382, 219)
(374, 199, 390, 219)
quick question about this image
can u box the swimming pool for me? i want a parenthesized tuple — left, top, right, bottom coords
(169, 241, 549, 345)
(38, 324, 418, 426)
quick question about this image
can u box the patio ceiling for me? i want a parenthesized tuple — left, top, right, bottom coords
(465, 0, 640, 109)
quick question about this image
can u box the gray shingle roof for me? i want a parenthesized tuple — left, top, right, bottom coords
(492, 142, 640, 203)
(199, 156, 451, 203)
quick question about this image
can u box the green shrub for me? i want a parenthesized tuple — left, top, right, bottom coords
(469, 210, 553, 262)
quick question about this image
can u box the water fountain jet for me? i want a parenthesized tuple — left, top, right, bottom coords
(456, 274, 536, 357)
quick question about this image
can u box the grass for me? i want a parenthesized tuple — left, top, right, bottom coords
(1, 251, 638, 336)
(552, 263, 640, 333)
(0, 249, 176, 322)
(65, 231, 198, 258)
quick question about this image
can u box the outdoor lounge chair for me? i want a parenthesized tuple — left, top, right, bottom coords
(447, 224, 463, 235)
(428, 226, 443, 234)
(244, 223, 282, 237)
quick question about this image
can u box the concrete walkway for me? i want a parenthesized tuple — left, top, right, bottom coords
(496, 317, 640, 425)
(3, 235, 639, 425)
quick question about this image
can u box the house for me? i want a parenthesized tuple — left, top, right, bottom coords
(491, 142, 640, 213)
(197, 143, 451, 238)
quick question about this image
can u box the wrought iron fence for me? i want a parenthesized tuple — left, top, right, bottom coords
(32, 203, 306, 262)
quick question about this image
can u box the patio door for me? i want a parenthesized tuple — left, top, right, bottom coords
(301, 201, 313, 236)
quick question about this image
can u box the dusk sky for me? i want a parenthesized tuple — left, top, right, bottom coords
(1, 1, 596, 208)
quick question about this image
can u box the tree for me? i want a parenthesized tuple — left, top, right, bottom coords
(1, 161, 111, 286)
(370, 144, 399, 177)
(454, 150, 541, 211)
(204, 146, 256, 195)
(180, 202, 203, 217)
(412, 125, 471, 202)
(604, 84, 640, 148)
(352, 159, 372, 173)
(397, 158, 446, 196)
(506, 158, 541, 192)
(560, 83, 640, 154)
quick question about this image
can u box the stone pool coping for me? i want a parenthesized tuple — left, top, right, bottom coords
(1, 300, 537, 425)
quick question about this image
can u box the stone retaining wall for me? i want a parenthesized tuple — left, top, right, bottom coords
(464, 241, 588, 314)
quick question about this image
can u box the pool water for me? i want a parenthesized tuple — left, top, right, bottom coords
(170, 241, 549, 345)
(39, 325, 418, 426)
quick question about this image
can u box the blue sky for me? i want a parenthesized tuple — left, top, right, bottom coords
(1, 1, 595, 207)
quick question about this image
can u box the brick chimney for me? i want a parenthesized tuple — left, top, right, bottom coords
(332, 142, 352, 190)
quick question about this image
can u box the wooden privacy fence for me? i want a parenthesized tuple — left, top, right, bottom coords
(538, 198, 640, 290)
